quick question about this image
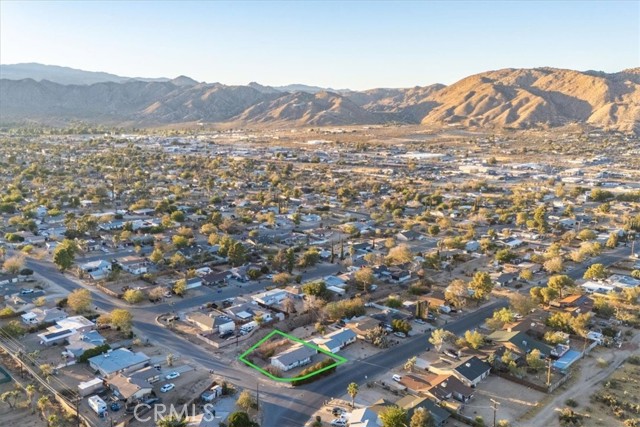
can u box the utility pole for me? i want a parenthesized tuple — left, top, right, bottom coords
(546, 358, 552, 387)
(490, 398, 500, 427)
(256, 381, 259, 410)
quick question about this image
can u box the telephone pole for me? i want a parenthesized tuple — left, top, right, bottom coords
(256, 381, 260, 410)
(490, 398, 500, 427)
(546, 358, 552, 387)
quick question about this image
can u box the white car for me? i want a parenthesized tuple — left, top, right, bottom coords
(331, 419, 347, 427)
(392, 374, 402, 382)
(165, 372, 180, 380)
(160, 383, 175, 393)
(393, 332, 407, 338)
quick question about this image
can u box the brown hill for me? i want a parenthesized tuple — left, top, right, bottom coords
(420, 68, 640, 132)
(1, 67, 638, 132)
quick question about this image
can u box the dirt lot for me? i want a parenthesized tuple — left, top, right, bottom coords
(580, 358, 640, 427)
(526, 329, 640, 427)
(470, 375, 546, 425)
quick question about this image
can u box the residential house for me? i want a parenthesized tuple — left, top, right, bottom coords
(271, 345, 317, 372)
(21, 308, 67, 325)
(349, 407, 379, 427)
(186, 312, 215, 333)
(108, 373, 152, 403)
(65, 331, 107, 358)
(314, 328, 357, 353)
(252, 289, 290, 306)
(430, 356, 491, 388)
(395, 395, 451, 427)
(115, 256, 148, 275)
(37, 328, 76, 346)
(486, 330, 552, 359)
(396, 229, 421, 241)
(346, 317, 382, 340)
(57, 316, 95, 333)
(88, 348, 150, 377)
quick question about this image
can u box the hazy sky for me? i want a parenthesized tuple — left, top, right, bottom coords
(1, 0, 638, 89)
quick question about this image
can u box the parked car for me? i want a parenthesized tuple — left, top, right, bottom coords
(392, 374, 402, 382)
(20, 289, 34, 294)
(414, 318, 426, 324)
(160, 383, 175, 393)
(331, 419, 347, 427)
(165, 372, 180, 380)
(110, 402, 121, 412)
(331, 407, 346, 416)
(393, 332, 407, 338)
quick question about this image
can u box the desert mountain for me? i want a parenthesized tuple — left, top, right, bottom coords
(1, 66, 638, 132)
(0, 63, 171, 85)
(420, 68, 639, 133)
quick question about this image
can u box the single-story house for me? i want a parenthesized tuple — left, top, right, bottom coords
(452, 357, 491, 387)
(186, 312, 215, 332)
(315, 328, 357, 353)
(396, 395, 451, 427)
(271, 345, 317, 372)
(115, 256, 148, 275)
(108, 373, 152, 403)
(56, 316, 95, 333)
(37, 328, 76, 346)
(21, 308, 68, 325)
(66, 331, 107, 358)
(89, 348, 150, 377)
(252, 289, 289, 306)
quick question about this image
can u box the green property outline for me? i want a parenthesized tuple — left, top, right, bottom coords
(237, 329, 348, 382)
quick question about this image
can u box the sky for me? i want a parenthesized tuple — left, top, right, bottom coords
(1, 0, 639, 90)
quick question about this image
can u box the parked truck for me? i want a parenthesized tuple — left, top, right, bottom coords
(88, 395, 107, 415)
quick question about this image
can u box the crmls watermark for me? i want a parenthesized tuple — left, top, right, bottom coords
(133, 403, 217, 423)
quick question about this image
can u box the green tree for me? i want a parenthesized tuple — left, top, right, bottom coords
(52, 240, 77, 271)
(464, 330, 485, 349)
(2, 255, 24, 274)
(354, 267, 375, 292)
(380, 405, 408, 427)
(410, 407, 435, 427)
(583, 263, 608, 280)
(544, 256, 564, 274)
(67, 288, 92, 313)
(110, 309, 133, 332)
(157, 416, 188, 427)
(272, 272, 292, 287)
(149, 248, 165, 264)
(495, 249, 516, 264)
(298, 248, 320, 268)
(228, 241, 247, 266)
(386, 244, 414, 264)
(123, 289, 144, 304)
(519, 269, 533, 281)
(172, 235, 189, 249)
(605, 233, 618, 249)
(577, 229, 597, 241)
(547, 275, 574, 298)
(526, 349, 545, 372)
(347, 382, 359, 408)
(236, 390, 256, 412)
(173, 279, 188, 296)
(227, 411, 259, 427)
(429, 329, 455, 352)
(404, 356, 417, 373)
(469, 271, 494, 300)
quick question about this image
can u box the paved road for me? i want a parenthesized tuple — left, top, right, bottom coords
(19, 242, 632, 426)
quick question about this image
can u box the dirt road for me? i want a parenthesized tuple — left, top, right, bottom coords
(528, 330, 640, 427)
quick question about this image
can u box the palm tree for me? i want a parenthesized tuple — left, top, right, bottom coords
(347, 382, 359, 408)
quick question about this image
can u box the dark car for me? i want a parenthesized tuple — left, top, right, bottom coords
(110, 402, 121, 411)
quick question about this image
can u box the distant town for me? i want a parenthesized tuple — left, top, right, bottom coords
(1, 125, 639, 427)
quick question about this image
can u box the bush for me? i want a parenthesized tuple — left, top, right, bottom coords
(291, 359, 337, 386)
(78, 344, 111, 363)
(565, 398, 578, 408)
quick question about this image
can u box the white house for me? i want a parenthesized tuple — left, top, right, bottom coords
(271, 345, 317, 372)
(315, 328, 357, 353)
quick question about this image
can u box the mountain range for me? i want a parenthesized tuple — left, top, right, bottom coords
(1, 63, 638, 132)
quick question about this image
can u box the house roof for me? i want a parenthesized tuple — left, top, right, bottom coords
(395, 395, 451, 425)
(271, 345, 316, 367)
(108, 373, 151, 399)
(319, 328, 357, 350)
(453, 356, 491, 381)
(486, 330, 552, 356)
(88, 349, 150, 375)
